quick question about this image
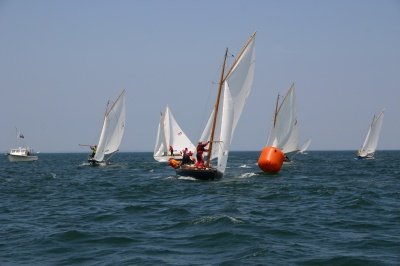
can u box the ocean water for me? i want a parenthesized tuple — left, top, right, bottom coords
(1, 151, 399, 265)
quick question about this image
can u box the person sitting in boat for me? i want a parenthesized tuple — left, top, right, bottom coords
(90, 145, 97, 158)
(169, 145, 174, 156)
(195, 141, 209, 168)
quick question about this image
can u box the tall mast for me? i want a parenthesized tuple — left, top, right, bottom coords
(105, 89, 126, 117)
(206, 48, 228, 168)
(273, 94, 280, 127)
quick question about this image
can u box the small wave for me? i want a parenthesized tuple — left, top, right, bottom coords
(159, 207, 191, 216)
(239, 172, 257, 179)
(166, 175, 197, 181)
(123, 204, 149, 213)
(177, 176, 197, 181)
(193, 214, 244, 225)
(88, 236, 136, 245)
(343, 197, 374, 209)
(42, 172, 57, 179)
(304, 256, 381, 265)
(92, 214, 116, 222)
(150, 175, 164, 179)
(52, 230, 90, 242)
(239, 164, 251, 168)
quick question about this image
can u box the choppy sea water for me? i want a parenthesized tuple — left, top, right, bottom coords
(1, 151, 399, 265)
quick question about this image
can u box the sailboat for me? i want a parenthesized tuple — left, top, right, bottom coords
(173, 32, 256, 180)
(357, 110, 384, 159)
(88, 89, 126, 166)
(7, 128, 38, 162)
(258, 83, 306, 172)
(153, 105, 195, 162)
(266, 83, 300, 160)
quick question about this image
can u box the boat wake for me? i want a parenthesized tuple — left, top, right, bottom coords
(239, 172, 257, 179)
(177, 176, 197, 181)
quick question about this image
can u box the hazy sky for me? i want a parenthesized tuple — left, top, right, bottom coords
(1, 0, 399, 152)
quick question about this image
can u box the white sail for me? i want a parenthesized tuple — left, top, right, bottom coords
(216, 82, 234, 172)
(299, 139, 311, 154)
(154, 111, 166, 159)
(154, 105, 195, 162)
(358, 110, 384, 158)
(93, 90, 126, 162)
(266, 84, 299, 154)
(200, 33, 256, 174)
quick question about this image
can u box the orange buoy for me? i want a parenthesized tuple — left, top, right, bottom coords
(168, 158, 180, 169)
(258, 146, 285, 173)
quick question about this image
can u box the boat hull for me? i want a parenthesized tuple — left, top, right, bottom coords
(175, 166, 223, 180)
(7, 154, 38, 162)
(88, 159, 107, 166)
(357, 155, 374, 160)
(357, 152, 374, 160)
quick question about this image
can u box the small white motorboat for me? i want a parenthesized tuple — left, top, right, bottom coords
(7, 147, 38, 162)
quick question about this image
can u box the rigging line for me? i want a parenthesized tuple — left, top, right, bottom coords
(276, 83, 295, 115)
(195, 54, 226, 142)
(105, 89, 125, 116)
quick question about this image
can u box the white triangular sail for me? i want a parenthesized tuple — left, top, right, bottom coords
(358, 110, 384, 158)
(200, 33, 256, 174)
(93, 90, 126, 162)
(266, 84, 299, 154)
(299, 139, 311, 154)
(154, 105, 195, 162)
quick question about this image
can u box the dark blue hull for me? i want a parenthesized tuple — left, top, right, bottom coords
(176, 167, 223, 180)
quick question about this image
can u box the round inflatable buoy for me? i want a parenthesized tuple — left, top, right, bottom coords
(258, 146, 284, 173)
(168, 158, 180, 169)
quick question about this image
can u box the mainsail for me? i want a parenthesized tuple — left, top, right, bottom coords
(358, 110, 384, 158)
(266, 83, 299, 154)
(154, 105, 195, 162)
(199, 32, 256, 174)
(93, 90, 126, 162)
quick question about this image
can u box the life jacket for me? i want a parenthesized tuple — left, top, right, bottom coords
(168, 158, 180, 169)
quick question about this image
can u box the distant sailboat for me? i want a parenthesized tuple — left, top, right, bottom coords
(266, 83, 300, 159)
(154, 105, 195, 162)
(88, 90, 126, 166)
(258, 83, 307, 172)
(172, 32, 256, 180)
(357, 110, 384, 159)
(7, 128, 38, 162)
